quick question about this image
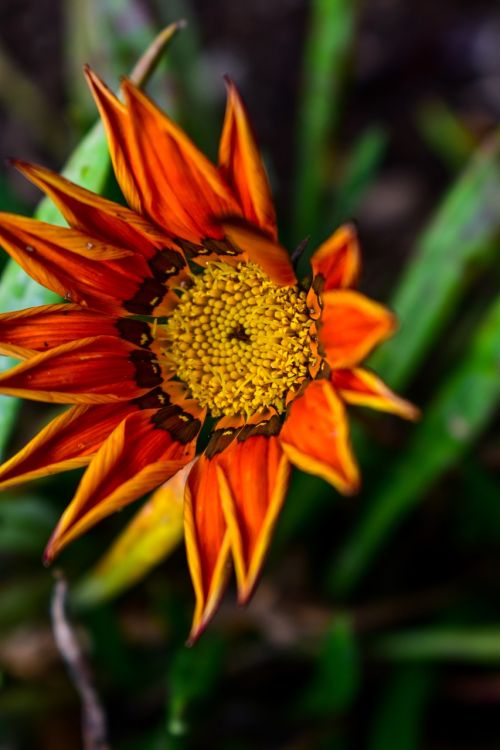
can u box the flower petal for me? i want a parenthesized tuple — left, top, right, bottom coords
(311, 224, 360, 291)
(84, 66, 144, 215)
(320, 289, 396, 368)
(280, 379, 360, 493)
(0, 213, 176, 317)
(121, 77, 240, 240)
(217, 433, 290, 603)
(0, 304, 118, 357)
(218, 78, 277, 239)
(44, 409, 197, 562)
(12, 160, 172, 259)
(0, 402, 137, 491)
(76, 461, 194, 605)
(222, 218, 296, 286)
(184, 455, 231, 644)
(0, 335, 162, 404)
(331, 368, 420, 421)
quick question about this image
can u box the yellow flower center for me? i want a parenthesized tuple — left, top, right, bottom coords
(165, 261, 315, 417)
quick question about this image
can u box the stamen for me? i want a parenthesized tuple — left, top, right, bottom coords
(164, 262, 316, 417)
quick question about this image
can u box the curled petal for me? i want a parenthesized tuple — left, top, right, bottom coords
(184, 455, 231, 644)
(217, 435, 290, 603)
(0, 336, 162, 404)
(76, 461, 194, 605)
(44, 409, 196, 562)
(331, 368, 420, 421)
(320, 289, 396, 368)
(0, 402, 136, 491)
(280, 379, 360, 494)
(222, 219, 296, 287)
(219, 78, 277, 239)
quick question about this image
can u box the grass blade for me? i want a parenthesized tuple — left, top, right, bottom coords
(369, 131, 500, 391)
(292, 0, 356, 246)
(328, 294, 500, 596)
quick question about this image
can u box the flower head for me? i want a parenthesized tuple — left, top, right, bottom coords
(0, 69, 418, 640)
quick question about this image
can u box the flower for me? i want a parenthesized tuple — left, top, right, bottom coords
(0, 69, 418, 641)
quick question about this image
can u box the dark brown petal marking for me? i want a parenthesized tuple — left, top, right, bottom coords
(237, 414, 282, 442)
(115, 318, 153, 348)
(133, 386, 170, 410)
(153, 404, 201, 444)
(175, 236, 242, 261)
(123, 278, 167, 315)
(148, 248, 186, 281)
(129, 350, 163, 388)
(205, 425, 241, 458)
(202, 238, 241, 257)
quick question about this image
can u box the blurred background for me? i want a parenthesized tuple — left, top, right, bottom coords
(1, 0, 500, 748)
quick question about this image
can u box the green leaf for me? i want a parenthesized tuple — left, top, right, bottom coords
(74, 465, 189, 605)
(375, 628, 500, 663)
(329, 126, 388, 228)
(328, 294, 500, 596)
(0, 494, 57, 555)
(301, 614, 360, 715)
(167, 636, 225, 740)
(416, 99, 477, 172)
(369, 130, 500, 391)
(292, 0, 357, 246)
(368, 667, 433, 750)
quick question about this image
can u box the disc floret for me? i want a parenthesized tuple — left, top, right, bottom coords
(165, 262, 315, 417)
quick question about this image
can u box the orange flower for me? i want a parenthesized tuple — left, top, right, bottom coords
(0, 70, 418, 641)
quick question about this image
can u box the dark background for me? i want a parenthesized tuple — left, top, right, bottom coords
(1, 1, 500, 748)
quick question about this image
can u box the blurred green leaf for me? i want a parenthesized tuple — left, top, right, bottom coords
(376, 628, 500, 663)
(329, 294, 500, 596)
(292, 0, 356, 246)
(301, 614, 359, 715)
(167, 635, 225, 741)
(0, 577, 52, 633)
(0, 495, 57, 555)
(370, 130, 500, 391)
(329, 126, 388, 228)
(74, 465, 189, 605)
(368, 666, 433, 750)
(416, 99, 477, 172)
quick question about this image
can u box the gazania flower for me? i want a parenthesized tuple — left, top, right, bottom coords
(0, 68, 418, 641)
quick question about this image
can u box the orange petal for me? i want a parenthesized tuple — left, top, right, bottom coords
(0, 335, 162, 404)
(84, 66, 144, 215)
(75, 461, 194, 605)
(0, 212, 175, 317)
(0, 402, 137, 491)
(44, 409, 196, 562)
(12, 160, 172, 259)
(218, 78, 277, 239)
(0, 304, 117, 356)
(311, 224, 360, 291)
(280, 379, 360, 493)
(121, 77, 240, 241)
(320, 289, 397, 368)
(331, 368, 420, 421)
(221, 218, 296, 286)
(216, 434, 290, 603)
(184, 455, 231, 644)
